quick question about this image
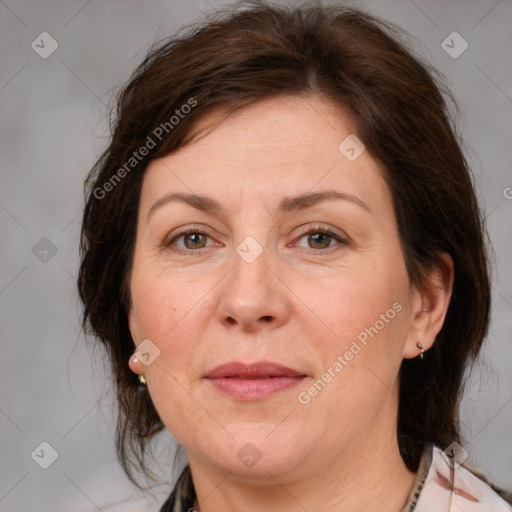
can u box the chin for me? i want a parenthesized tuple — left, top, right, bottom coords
(207, 427, 312, 479)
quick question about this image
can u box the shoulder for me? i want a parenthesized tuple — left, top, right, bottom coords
(413, 444, 512, 511)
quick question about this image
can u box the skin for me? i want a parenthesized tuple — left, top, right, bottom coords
(128, 95, 453, 511)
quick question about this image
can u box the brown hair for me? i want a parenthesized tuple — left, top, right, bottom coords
(78, 1, 490, 488)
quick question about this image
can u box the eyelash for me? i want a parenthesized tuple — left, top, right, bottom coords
(291, 224, 348, 254)
(163, 225, 217, 253)
(164, 224, 348, 255)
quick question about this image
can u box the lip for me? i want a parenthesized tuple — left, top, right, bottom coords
(204, 361, 307, 401)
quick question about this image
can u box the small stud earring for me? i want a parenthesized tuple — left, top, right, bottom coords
(138, 374, 147, 386)
(416, 341, 424, 360)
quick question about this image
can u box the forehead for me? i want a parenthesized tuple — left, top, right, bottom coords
(141, 95, 391, 217)
(176, 94, 357, 165)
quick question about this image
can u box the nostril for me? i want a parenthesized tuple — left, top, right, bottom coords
(225, 317, 237, 325)
(260, 315, 273, 323)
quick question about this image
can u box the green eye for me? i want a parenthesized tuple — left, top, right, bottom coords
(307, 232, 333, 249)
(166, 229, 214, 251)
(293, 226, 347, 252)
(183, 233, 208, 249)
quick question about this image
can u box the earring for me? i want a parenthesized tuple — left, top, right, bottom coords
(416, 341, 424, 360)
(138, 374, 147, 386)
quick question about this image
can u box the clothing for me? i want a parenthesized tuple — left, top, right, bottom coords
(159, 443, 512, 511)
(402, 444, 512, 511)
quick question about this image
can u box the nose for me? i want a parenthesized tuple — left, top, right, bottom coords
(216, 245, 290, 333)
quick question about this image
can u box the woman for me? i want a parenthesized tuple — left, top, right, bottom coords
(78, 2, 512, 510)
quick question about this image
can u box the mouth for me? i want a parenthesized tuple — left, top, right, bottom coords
(204, 361, 307, 401)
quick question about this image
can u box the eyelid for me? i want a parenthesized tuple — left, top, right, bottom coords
(163, 222, 349, 254)
(164, 224, 221, 249)
(289, 223, 350, 253)
(294, 223, 349, 241)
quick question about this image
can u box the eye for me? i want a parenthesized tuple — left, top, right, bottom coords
(180, 232, 209, 250)
(291, 225, 348, 252)
(164, 228, 217, 252)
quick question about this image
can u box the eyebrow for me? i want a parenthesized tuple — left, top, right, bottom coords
(147, 190, 370, 220)
(277, 191, 370, 214)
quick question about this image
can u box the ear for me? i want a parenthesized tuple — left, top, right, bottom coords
(128, 353, 144, 375)
(127, 312, 145, 375)
(403, 252, 454, 359)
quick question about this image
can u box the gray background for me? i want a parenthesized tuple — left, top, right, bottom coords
(1, 0, 511, 510)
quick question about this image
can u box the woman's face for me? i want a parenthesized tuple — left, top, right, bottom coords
(128, 95, 423, 481)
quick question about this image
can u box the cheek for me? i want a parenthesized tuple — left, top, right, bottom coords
(129, 272, 211, 439)
(294, 268, 410, 364)
(293, 275, 410, 440)
(130, 268, 212, 343)
(128, 271, 213, 416)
